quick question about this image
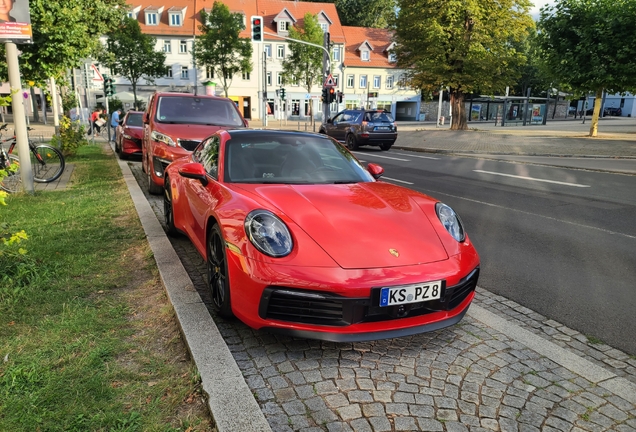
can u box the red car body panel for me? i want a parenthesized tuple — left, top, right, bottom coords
(116, 111, 144, 157)
(165, 129, 480, 341)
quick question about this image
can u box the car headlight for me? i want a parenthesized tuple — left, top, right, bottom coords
(123, 133, 133, 139)
(435, 203, 465, 242)
(151, 131, 176, 147)
(244, 210, 293, 257)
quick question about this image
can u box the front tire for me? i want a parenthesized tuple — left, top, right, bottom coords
(163, 177, 178, 236)
(207, 224, 233, 318)
(147, 157, 162, 195)
(345, 133, 358, 150)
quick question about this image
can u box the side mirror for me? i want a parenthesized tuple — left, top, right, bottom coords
(367, 163, 384, 180)
(142, 112, 149, 124)
(326, 117, 333, 124)
(178, 162, 208, 186)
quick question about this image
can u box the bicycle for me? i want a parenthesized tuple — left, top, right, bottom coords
(0, 137, 21, 193)
(0, 124, 66, 185)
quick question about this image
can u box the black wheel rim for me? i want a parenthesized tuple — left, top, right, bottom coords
(346, 135, 354, 149)
(163, 184, 172, 227)
(208, 232, 227, 310)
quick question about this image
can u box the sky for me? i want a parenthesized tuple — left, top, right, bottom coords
(531, 0, 554, 19)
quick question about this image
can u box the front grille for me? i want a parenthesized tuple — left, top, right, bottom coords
(259, 267, 479, 326)
(178, 139, 201, 151)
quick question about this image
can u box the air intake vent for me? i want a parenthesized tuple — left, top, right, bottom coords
(261, 288, 348, 326)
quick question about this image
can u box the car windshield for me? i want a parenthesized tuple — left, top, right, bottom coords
(364, 111, 394, 122)
(156, 96, 244, 127)
(126, 113, 143, 127)
(223, 132, 375, 184)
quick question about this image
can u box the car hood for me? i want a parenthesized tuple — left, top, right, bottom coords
(236, 182, 448, 269)
(153, 123, 239, 140)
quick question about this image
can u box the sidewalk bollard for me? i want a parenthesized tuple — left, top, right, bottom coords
(439, 116, 445, 125)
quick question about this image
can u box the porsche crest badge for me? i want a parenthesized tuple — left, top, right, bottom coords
(389, 249, 399, 257)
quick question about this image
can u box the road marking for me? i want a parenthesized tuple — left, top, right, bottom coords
(352, 152, 410, 162)
(474, 169, 590, 188)
(382, 176, 414, 185)
(392, 152, 440, 160)
(422, 189, 636, 240)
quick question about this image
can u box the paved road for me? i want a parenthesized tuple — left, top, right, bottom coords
(121, 153, 636, 432)
(352, 148, 636, 355)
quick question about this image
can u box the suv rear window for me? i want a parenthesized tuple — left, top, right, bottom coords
(364, 111, 394, 123)
(156, 96, 244, 127)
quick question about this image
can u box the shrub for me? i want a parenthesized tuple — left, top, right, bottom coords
(50, 115, 89, 156)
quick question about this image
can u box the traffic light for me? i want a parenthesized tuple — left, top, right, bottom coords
(321, 87, 329, 102)
(280, 88, 286, 100)
(337, 91, 343, 104)
(328, 87, 336, 103)
(104, 75, 115, 97)
(251, 16, 263, 42)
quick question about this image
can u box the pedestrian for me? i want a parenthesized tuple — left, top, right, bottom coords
(110, 108, 122, 142)
(90, 107, 104, 136)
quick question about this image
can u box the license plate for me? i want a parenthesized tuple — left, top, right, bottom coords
(379, 280, 442, 307)
(375, 126, 390, 131)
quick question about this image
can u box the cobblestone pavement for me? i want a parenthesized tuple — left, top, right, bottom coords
(128, 161, 636, 432)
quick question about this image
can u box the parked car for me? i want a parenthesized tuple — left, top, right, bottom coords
(585, 108, 610, 116)
(606, 107, 622, 116)
(115, 110, 143, 159)
(319, 109, 397, 151)
(163, 129, 480, 341)
(142, 92, 248, 194)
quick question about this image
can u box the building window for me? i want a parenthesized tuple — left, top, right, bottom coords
(146, 12, 158, 25)
(206, 67, 214, 79)
(333, 74, 339, 86)
(163, 40, 171, 53)
(359, 75, 367, 89)
(165, 66, 173, 78)
(386, 75, 394, 89)
(180, 67, 188, 79)
(346, 75, 354, 88)
(278, 21, 288, 32)
(267, 72, 272, 86)
(332, 46, 340, 62)
(388, 53, 397, 63)
(277, 72, 283, 86)
(291, 75, 299, 87)
(373, 75, 381, 89)
(179, 40, 188, 53)
(398, 73, 407, 89)
(320, 23, 328, 33)
(277, 45, 285, 58)
(170, 13, 182, 26)
(242, 72, 251, 80)
(361, 50, 369, 61)
(127, 12, 135, 19)
(264, 44, 272, 57)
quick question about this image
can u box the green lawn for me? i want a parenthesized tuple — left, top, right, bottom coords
(0, 144, 213, 432)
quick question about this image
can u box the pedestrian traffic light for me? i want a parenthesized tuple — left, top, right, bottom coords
(337, 91, 343, 104)
(251, 16, 263, 42)
(104, 75, 115, 97)
(280, 88, 286, 100)
(328, 87, 336, 103)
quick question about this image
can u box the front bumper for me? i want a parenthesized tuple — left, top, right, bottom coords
(122, 136, 142, 156)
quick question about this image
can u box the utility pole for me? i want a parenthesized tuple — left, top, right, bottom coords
(322, 32, 331, 124)
(50, 77, 60, 135)
(262, 49, 268, 127)
(436, 86, 443, 127)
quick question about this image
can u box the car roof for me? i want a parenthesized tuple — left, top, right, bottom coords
(154, 92, 230, 101)
(226, 129, 329, 139)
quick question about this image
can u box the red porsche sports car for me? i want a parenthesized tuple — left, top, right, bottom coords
(115, 110, 143, 159)
(163, 129, 480, 342)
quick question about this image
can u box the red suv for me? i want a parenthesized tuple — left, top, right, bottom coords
(142, 92, 248, 194)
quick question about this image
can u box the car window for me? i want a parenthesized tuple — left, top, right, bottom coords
(346, 112, 362, 122)
(223, 132, 375, 184)
(125, 113, 143, 127)
(332, 113, 344, 122)
(194, 136, 219, 179)
(156, 96, 244, 127)
(364, 111, 394, 122)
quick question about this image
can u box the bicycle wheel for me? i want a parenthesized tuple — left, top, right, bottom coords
(31, 144, 65, 183)
(0, 154, 22, 193)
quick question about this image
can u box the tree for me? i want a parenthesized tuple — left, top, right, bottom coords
(192, 2, 253, 98)
(538, 0, 636, 136)
(302, 0, 396, 28)
(393, 0, 534, 130)
(281, 13, 324, 122)
(102, 18, 167, 110)
(0, 0, 126, 86)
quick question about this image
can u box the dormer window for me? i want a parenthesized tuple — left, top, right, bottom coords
(361, 50, 370, 61)
(170, 13, 181, 26)
(388, 53, 397, 63)
(127, 11, 135, 19)
(320, 23, 328, 33)
(146, 12, 158, 25)
(128, 6, 141, 20)
(279, 21, 288, 32)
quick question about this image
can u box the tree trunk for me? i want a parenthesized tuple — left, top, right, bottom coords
(450, 90, 467, 130)
(589, 88, 603, 137)
(132, 81, 138, 111)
